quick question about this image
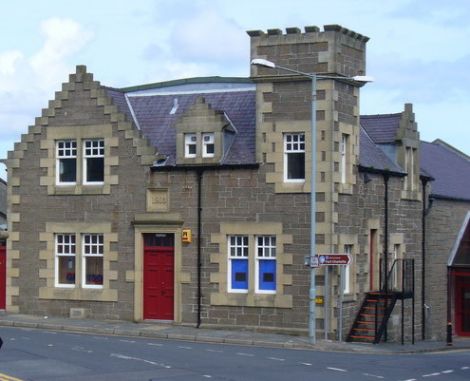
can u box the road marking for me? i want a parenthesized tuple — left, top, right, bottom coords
(147, 343, 163, 347)
(47, 344, 54, 347)
(422, 373, 440, 377)
(71, 346, 93, 354)
(177, 345, 192, 350)
(267, 357, 285, 361)
(0, 373, 24, 381)
(205, 349, 223, 353)
(327, 367, 347, 372)
(236, 352, 254, 357)
(441, 370, 453, 374)
(301, 362, 312, 366)
(110, 353, 169, 368)
(398, 379, 416, 381)
(362, 373, 384, 379)
(462, 366, 469, 370)
(203, 376, 212, 378)
(119, 339, 136, 343)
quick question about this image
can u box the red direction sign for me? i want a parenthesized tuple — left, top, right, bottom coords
(318, 254, 351, 266)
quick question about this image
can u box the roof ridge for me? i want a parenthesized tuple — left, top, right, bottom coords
(119, 76, 254, 93)
(360, 112, 402, 118)
(431, 139, 470, 161)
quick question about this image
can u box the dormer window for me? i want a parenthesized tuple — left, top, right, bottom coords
(184, 134, 197, 158)
(202, 133, 215, 158)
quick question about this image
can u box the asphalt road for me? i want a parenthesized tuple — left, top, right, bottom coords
(0, 327, 469, 380)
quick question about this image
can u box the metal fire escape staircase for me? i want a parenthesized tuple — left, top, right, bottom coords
(347, 259, 415, 344)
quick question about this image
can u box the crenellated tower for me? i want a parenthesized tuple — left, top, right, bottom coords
(248, 25, 369, 337)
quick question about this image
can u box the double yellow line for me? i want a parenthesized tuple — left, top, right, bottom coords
(0, 373, 23, 381)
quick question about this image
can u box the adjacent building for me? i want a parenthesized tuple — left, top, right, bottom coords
(2, 25, 469, 342)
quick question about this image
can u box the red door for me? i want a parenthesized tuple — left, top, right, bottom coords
(143, 234, 174, 320)
(0, 244, 6, 309)
(455, 275, 470, 336)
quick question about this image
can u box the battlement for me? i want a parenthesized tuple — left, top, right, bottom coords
(247, 24, 369, 42)
(249, 25, 369, 78)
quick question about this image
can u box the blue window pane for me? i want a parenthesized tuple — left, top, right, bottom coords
(259, 260, 276, 291)
(231, 259, 248, 290)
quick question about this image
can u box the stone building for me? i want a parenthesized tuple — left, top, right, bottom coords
(2, 24, 469, 342)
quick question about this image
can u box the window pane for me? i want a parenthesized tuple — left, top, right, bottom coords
(259, 259, 276, 291)
(85, 257, 103, 285)
(59, 158, 77, 182)
(231, 258, 248, 290)
(58, 256, 75, 285)
(287, 152, 305, 180)
(86, 157, 104, 182)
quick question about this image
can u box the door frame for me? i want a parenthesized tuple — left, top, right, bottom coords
(133, 224, 183, 323)
(143, 236, 175, 320)
(454, 271, 470, 337)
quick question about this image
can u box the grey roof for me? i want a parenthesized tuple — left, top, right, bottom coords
(360, 113, 401, 144)
(421, 140, 470, 201)
(358, 128, 404, 174)
(105, 81, 256, 166)
(105, 78, 470, 197)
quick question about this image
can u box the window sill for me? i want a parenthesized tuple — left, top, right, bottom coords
(51, 184, 107, 196)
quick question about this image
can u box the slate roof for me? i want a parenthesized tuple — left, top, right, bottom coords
(105, 82, 256, 166)
(105, 78, 470, 201)
(360, 113, 401, 144)
(358, 128, 404, 174)
(420, 140, 470, 201)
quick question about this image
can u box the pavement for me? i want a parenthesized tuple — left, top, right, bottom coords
(0, 313, 469, 354)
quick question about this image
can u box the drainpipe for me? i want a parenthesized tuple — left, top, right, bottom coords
(196, 169, 203, 328)
(383, 173, 389, 342)
(421, 178, 428, 340)
(383, 173, 389, 294)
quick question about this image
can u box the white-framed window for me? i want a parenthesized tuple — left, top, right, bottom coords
(255, 236, 276, 293)
(56, 140, 77, 185)
(184, 133, 197, 158)
(202, 133, 215, 158)
(55, 234, 76, 288)
(340, 134, 349, 184)
(228, 235, 249, 292)
(284, 133, 305, 182)
(82, 234, 104, 288)
(83, 139, 104, 184)
(342, 244, 353, 294)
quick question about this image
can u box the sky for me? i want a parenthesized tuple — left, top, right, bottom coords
(1, 0, 469, 179)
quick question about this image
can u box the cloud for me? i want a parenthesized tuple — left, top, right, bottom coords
(0, 51, 23, 76)
(169, 8, 246, 63)
(0, 18, 93, 158)
(31, 18, 93, 89)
